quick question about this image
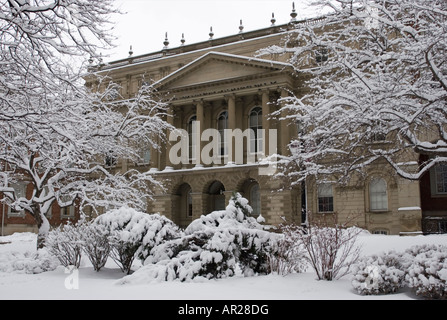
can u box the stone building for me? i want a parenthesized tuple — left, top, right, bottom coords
(2, 6, 446, 235)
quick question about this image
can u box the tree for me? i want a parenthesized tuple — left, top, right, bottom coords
(0, 0, 171, 248)
(258, 0, 447, 184)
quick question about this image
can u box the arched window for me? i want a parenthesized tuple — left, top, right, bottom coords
(369, 177, 388, 211)
(187, 115, 197, 161)
(249, 183, 261, 216)
(217, 111, 228, 156)
(249, 107, 263, 154)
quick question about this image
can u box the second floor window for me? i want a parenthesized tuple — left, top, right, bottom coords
(140, 147, 151, 165)
(218, 111, 228, 156)
(249, 107, 263, 154)
(187, 115, 197, 161)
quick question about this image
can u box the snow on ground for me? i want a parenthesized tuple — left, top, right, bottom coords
(0, 231, 446, 300)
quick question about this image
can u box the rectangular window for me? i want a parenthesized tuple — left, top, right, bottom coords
(140, 147, 151, 165)
(429, 163, 447, 196)
(435, 164, 447, 194)
(105, 152, 117, 167)
(318, 183, 334, 213)
(315, 47, 328, 63)
(61, 206, 75, 218)
(439, 220, 447, 234)
(370, 178, 388, 211)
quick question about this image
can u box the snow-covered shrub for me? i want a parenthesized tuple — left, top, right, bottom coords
(118, 193, 278, 284)
(184, 192, 263, 234)
(351, 250, 406, 295)
(94, 207, 182, 274)
(46, 222, 85, 268)
(0, 249, 59, 274)
(405, 244, 447, 300)
(268, 224, 308, 276)
(81, 222, 112, 272)
(293, 217, 362, 280)
(119, 229, 236, 283)
(186, 193, 276, 276)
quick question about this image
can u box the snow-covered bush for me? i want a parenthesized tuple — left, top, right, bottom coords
(292, 217, 362, 281)
(117, 193, 279, 284)
(268, 224, 308, 276)
(94, 207, 182, 274)
(184, 192, 263, 234)
(46, 222, 85, 268)
(0, 249, 59, 274)
(141, 230, 237, 282)
(185, 192, 277, 277)
(351, 250, 406, 295)
(405, 244, 447, 300)
(82, 222, 112, 272)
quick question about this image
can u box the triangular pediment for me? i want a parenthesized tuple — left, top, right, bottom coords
(155, 52, 292, 91)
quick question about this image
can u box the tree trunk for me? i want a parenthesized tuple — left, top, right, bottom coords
(34, 211, 50, 249)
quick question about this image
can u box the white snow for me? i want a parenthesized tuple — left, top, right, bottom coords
(0, 231, 446, 300)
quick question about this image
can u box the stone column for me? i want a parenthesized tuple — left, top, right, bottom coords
(226, 94, 236, 164)
(165, 106, 175, 169)
(280, 89, 290, 156)
(191, 192, 204, 221)
(261, 90, 270, 156)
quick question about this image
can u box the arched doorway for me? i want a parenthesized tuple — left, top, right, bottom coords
(206, 180, 226, 213)
(238, 178, 261, 217)
(174, 183, 193, 228)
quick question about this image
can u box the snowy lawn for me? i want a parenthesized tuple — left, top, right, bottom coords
(0, 231, 446, 300)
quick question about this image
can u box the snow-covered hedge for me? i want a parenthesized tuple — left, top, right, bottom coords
(117, 193, 281, 284)
(82, 222, 111, 271)
(45, 207, 182, 273)
(46, 222, 85, 268)
(351, 250, 406, 295)
(0, 249, 59, 274)
(94, 207, 183, 274)
(352, 244, 447, 299)
(405, 244, 447, 300)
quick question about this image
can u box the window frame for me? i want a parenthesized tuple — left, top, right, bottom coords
(248, 106, 263, 155)
(7, 182, 27, 217)
(217, 111, 228, 157)
(138, 146, 151, 165)
(430, 163, 447, 196)
(369, 177, 389, 212)
(317, 183, 334, 213)
(249, 183, 261, 216)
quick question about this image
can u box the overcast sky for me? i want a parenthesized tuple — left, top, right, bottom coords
(106, 0, 319, 62)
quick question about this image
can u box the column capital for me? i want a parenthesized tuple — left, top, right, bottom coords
(258, 88, 270, 95)
(224, 93, 236, 102)
(193, 98, 204, 105)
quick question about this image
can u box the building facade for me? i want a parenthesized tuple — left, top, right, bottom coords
(2, 9, 446, 236)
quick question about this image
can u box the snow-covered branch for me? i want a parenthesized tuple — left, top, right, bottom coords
(264, 0, 447, 183)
